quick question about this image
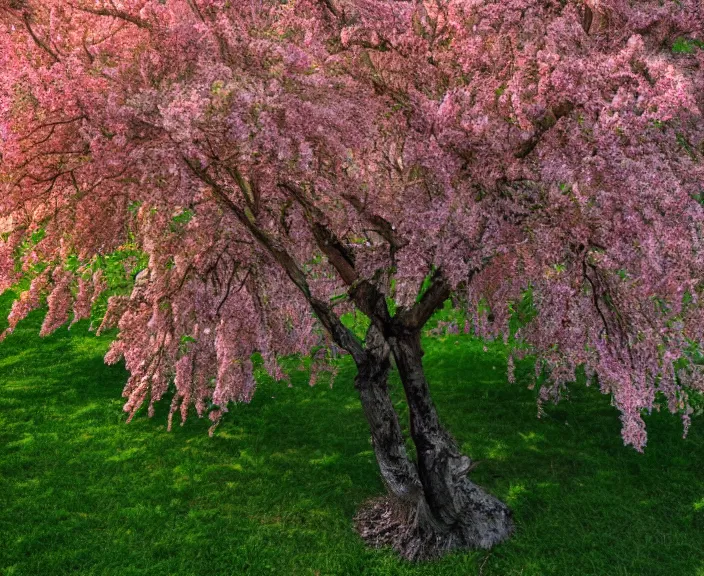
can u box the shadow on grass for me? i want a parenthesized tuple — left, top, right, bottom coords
(0, 294, 702, 576)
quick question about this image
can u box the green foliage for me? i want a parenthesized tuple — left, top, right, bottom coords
(3, 238, 149, 333)
(179, 334, 197, 356)
(691, 391, 704, 418)
(170, 209, 195, 234)
(676, 132, 697, 160)
(340, 309, 371, 341)
(415, 270, 436, 304)
(30, 228, 46, 245)
(14, 228, 46, 274)
(672, 37, 704, 54)
(0, 293, 702, 575)
(88, 245, 148, 324)
(127, 201, 142, 214)
(509, 287, 537, 338)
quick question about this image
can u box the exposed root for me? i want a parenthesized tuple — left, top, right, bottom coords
(354, 490, 513, 562)
(354, 496, 429, 561)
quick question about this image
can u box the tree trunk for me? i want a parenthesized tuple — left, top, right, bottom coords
(352, 325, 438, 559)
(354, 325, 422, 502)
(385, 327, 513, 557)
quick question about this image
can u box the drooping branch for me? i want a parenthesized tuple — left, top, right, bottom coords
(183, 157, 367, 365)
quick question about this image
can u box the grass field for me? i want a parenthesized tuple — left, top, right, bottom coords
(1, 290, 703, 576)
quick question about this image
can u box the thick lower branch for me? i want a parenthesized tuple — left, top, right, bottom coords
(395, 271, 451, 330)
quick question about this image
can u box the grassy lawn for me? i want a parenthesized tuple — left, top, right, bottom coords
(0, 290, 703, 576)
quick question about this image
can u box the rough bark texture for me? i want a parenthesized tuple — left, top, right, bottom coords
(353, 324, 435, 560)
(347, 278, 513, 560)
(385, 327, 514, 555)
(354, 325, 422, 502)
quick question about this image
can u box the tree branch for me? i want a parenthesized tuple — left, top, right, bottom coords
(394, 270, 451, 331)
(183, 157, 367, 364)
(514, 102, 574, 159)
(22, 12, 59, 63)
(69, 4, 151, 29)
(581, 5, 593, 34)
(320, 0, 340, 17)
(19, 115, 86, 143)
(341, 191, 406, 252)
(278, 181, 358, 285)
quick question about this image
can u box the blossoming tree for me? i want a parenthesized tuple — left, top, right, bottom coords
(1, 0, 703, 559)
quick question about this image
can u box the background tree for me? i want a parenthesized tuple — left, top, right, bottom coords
(1, 0, 703, 560)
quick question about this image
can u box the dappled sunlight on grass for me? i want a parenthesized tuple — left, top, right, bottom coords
(504, 483, 529, 507)
(0, 291, 703, 575)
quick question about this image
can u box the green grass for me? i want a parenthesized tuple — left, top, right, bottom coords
(0, 290, 703, 576)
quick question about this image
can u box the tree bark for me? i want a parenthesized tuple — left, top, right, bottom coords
(354, 324, 422, 502)
(386, 326, 513, 555)
(353, 325, 439, 560)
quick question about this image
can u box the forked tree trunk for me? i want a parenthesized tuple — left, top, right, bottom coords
(384, 327, 514, 557)
(352, 324, 513, 560)
(352, 325, 435, 559)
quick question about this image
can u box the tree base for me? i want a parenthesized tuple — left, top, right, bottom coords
(354, 488, 513, 561)
(355, 496, 428, 561)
